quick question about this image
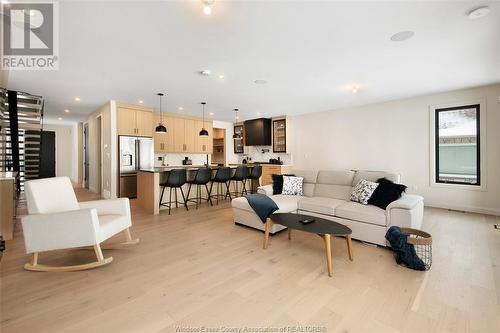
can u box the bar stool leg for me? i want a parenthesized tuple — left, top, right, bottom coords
(226, 181, 232, 200)
(242, 179, 248, 196)
(180, 187, 188, 211)
(205, 184, 213, 206)
(186, 183, 193, 207)
(168, 187, 172, 215)
(159, 185, 166, 209)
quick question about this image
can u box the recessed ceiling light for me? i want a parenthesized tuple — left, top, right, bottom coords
(57, 117, 62, 120)
(138, 100, 143, 104)
(74, 97, 81, 102)
(467, 6, 491, 20)
(351, 86, 359, 93)
(218, 74, 225, 79)
(178, 106, 184, 111)
(200, 70, 211, 76)
(64, 109, 70, 113)
(202, 0, 213, 15)
(390, 31, 415, 42)
(254, 79, 268, 84)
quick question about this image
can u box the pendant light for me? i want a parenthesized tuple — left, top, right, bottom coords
(199, 102, 209, 136)
(155, 93, 167, 133)
(232, 108, 241, 139)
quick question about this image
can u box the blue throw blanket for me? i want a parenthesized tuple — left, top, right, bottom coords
(385, 226, 426, 271)
(245, 193, 279, 223)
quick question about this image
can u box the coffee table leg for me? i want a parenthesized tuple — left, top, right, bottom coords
(323, 234, 333, 277)
(346, 234, 353, 261)
(288, 228, 292, 240)
(263, 218, 273, 249)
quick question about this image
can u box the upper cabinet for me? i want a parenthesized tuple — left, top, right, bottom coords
(117, 105, 153, 137)
(234, 123, 244, 154)
(272, 116, 292, 153)
(153, 114, 174, 153)
(154, 113, 213, 154)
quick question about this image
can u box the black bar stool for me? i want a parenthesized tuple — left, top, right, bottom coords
(231, 165, 249, 197)
(185, 167, 213, 209)
(159, 169, 188, 215)
(209, 167, 232, 205)
(246, 165, 262, 193)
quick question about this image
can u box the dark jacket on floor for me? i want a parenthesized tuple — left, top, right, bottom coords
(385, 226, 426, 271)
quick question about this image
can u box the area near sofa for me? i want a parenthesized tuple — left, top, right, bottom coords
(232, 169, 424, 246)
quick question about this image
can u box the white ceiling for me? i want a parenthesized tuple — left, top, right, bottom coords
(7, 0, 500, 122)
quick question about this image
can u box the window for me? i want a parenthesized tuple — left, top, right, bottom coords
(435, 104, 480, 186)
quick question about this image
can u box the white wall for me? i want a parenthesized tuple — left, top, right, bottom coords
(43, 122, 78, 182)
(85, 101, 117, 198)
(293, 83, 500, 215)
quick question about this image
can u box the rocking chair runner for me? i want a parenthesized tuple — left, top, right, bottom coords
(21, 177, 139, 272)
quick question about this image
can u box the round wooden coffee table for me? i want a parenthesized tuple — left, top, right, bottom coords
(263, 213, 353, 277)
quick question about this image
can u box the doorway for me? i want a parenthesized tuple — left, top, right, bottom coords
(39, 130, 56, 178)
(212, 128, 226, 165)
(83, 123, 89, 189)
(96, 115, 102, 194)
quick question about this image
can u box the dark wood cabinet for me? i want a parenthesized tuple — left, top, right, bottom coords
(234, 124, 244, 154)
(244, 118, 271, 146)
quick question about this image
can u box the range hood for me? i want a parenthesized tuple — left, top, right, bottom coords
(244, 118, 271, 146)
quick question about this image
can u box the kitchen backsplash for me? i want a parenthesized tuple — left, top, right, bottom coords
(237, 146, 292, 165)
(154, 153, 211, 166)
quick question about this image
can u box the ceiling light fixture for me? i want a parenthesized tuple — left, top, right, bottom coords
(202, 0, 213, 15)
(390, 31, 415, 42)
(74, 97, 81, 102)
(218, 74, 225, 79)
(57, 117, 62, 121)
(199, 102, 209, 136)
(232, 109, 241, 139)
(351, 86, 359, 93)
(138, 100, 143, 104)
(467, 6, 491, 19)
(155, 93, 167, 134)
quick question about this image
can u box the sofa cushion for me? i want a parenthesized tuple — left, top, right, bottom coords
(350, 179, 379, 204)
(298, 197, 346, 216)
(353, 170, 400, 186)
(335, 201, 387, 226)
(282, 176, 304, 196)
(368, 178, 407, 209)
(313, 170, 354, 200)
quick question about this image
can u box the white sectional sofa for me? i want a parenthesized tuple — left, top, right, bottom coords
(231, 169, 424, 246)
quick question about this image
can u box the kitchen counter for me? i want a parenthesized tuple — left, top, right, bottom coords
(0, 172, 17, 241)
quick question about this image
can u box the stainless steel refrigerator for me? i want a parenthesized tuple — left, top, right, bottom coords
(119, 136, 154, 198)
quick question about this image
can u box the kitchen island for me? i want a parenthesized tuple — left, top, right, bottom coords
(137, 165, 263, 215)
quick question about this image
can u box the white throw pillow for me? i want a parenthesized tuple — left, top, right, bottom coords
(350, 179, 379, 205)
(282, 176, 304, 196)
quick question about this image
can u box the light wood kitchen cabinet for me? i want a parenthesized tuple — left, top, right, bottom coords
(195, 120, 213, 153)
(153, 115, 174, 153)
(117, 106, 153, 137)
(155, 113, 214, 153)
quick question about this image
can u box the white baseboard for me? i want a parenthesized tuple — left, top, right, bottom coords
(424, 202, 500, 217)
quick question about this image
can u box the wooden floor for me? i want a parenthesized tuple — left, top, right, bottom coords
(1, 188, 499, 333)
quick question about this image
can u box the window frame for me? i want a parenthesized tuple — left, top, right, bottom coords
(429, 99, 486, 192)
(434, 104, 480, 186)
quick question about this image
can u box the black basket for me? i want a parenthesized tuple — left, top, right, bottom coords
(401, 228, 432, 270)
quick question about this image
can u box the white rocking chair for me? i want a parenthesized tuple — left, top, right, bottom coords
(21, 177, 138, 272)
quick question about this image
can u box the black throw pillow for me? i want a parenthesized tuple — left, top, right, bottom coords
(272, 174, 295, 195)
(368, 178, 407, 209)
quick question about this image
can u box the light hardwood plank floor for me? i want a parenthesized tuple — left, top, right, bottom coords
(0, 189, 499, 333)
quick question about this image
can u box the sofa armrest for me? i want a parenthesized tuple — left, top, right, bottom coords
(257, 185, 274, 196)
(79, 198, 130, 217)
(386, 195, 424, 230)
(21, 209, 100, 253)
(386, 194, 423, 211)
